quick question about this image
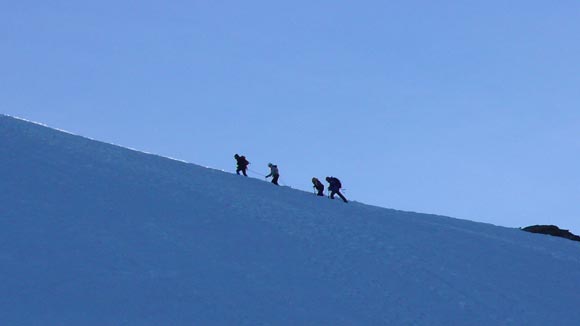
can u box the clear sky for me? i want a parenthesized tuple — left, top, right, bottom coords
(2, 1, 579, 232)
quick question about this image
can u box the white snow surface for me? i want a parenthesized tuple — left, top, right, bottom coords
(1, 114, 580, 325)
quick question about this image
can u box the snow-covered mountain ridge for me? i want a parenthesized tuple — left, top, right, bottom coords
(1, 114, 579, 325)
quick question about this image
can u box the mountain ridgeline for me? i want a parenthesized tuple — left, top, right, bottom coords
(1, 114, 580, 325)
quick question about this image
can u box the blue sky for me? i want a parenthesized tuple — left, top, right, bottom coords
(2, 1, 579, 232)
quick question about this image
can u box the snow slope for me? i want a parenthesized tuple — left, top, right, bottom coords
(1, 114, 579, 325)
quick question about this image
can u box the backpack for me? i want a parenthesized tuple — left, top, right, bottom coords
(313, 178, 323, 190)
(240, 156, 249, 166)
(328, 177, 341, 189)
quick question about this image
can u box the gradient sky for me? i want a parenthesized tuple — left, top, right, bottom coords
(2, 1, 579, 233)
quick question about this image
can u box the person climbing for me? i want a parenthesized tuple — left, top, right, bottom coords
(326, 176, 347, 203)
(312, 177, 324, 196)
(265, 163, 280, 185)
(234, 154, 249, 176)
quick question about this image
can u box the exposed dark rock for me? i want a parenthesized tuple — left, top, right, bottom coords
(522, 225, 580, 242)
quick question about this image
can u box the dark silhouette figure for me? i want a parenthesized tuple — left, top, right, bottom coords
(312, 177, 325, 196)
(265, 163, 280, 185)
(234, 154, 249, 176)
(326, 176, 347, 203)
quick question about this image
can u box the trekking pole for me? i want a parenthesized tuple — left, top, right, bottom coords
(248, 168, 266, 177)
